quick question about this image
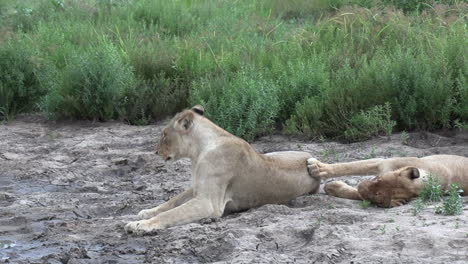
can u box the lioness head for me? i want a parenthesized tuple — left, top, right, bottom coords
(357, 166, 422, 207)
(156, 105, 205, 161)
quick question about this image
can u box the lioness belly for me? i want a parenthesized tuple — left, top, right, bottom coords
(225, 151, 320, 212)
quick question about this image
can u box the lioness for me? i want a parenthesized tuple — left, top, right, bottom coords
(125, 105, 320, 234)
(307, 155, 468, 207)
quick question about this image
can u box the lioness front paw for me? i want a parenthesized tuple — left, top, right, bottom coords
(324, 181, 347, 195)
(124, 220, 161, 235)
(307, 158, 328, 178)
(138, 208, 158, 219)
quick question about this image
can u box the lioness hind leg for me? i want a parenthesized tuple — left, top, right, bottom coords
(138, 188, 193, 219)
(324, 181, 362, 200)
(307, 158, 384, 179)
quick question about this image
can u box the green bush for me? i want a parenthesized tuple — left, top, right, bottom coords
(437, 183, 463, 216)
(258, 0, 373, 20)
(0, 0, 466, 140)
(0, 38, 48, 120)
(42, 42, 136, 121)
(191, 69, 280, 141)
(383, 0, 466, 13)
(286, 45, 462, 140)
(127, 41, 178, 80)
(4, 0, 60, 32)
(344, 103, 396, 142)
(386, 51, 454, 130)
(133, 0, 201, 36)
(419, 174, 444, 202)
(355, 49, 456, 130)
(273, 57, 328, 121)
(120, 75, 189, 125)
(285, 65, 365, 139)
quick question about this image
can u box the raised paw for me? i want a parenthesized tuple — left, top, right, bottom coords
(124, 219, 161, 235)
(307, 158, 328, 178)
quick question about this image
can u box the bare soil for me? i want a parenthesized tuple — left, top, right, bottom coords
(1, 116, 467, 264)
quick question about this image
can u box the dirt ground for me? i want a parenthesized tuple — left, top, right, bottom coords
(1, 115, 467, 264)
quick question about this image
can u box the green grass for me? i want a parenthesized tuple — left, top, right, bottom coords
(419, 174, 444, 202)
(360, 200, 371, 209)
(42, 40, 136, 121)
(415, 177, 464, 216)
(436, 183, 464, 216)
(0, 0, 466, 141)
(412, 198, 426, 216)
(0, 36, 49, 120)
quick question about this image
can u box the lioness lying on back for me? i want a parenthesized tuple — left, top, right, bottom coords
(307, 155, 468, 207)
(125, 105, 320, 234)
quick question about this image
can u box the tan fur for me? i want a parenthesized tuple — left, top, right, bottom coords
(125, 106, 320, 234)
(308, 155, 468, 207)
(323, 181, 362, 201)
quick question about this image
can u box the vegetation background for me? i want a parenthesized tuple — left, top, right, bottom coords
(0, 0, 466, 141)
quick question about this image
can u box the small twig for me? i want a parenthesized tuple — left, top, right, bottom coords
(265, 21, 283, 37)
(206, 42, 223, 73)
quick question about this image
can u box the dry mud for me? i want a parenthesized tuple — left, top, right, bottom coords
(1, 116, 467, 264)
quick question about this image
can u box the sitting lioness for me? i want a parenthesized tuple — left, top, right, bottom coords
(307, 155, 468, 207)
(125, 105, 320, 234)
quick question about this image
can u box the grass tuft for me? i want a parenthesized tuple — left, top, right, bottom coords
(419, 174, 444, 203)
(436, 183, 464, 216)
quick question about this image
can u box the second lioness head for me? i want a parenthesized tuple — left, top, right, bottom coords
(357, 166, 423, 207)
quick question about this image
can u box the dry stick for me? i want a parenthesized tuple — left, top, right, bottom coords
(265, 21, 283, 38)
(206, 42, 223, 73)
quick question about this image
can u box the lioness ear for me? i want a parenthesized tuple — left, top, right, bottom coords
(176, 111, 195, 132)
(192, 105, 204, 116)
(402, 167, 420, 180)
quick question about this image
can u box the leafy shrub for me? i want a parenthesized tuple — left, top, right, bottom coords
(133, 0, 200, 36)
(287, 48, 457, 140)
(42, 42, 136, 121)
(4, 0, 61, 32)
(415, 178, 463, 216)
(0, 38, 48, 120)
(120, 75, 189, 125)
(343, 103, 396, 142)
(419, 174, 444, 202)
(382, 0, 432, 13)
(386, 50, 454, 130)
(0, 0, 466, 139)
(383, 0, 465, 13)
(258, 0, 373, 20)
(454, 69, 468, 122)
(436, 183, 463, 216)
(285, 65, 367, 140)
(191, 69, 279, 141)
(272, 57, 328, 121)
(126, 38, 179, 80)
